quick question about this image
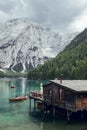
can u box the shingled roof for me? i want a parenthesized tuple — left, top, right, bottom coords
(50, 80, 87, 92)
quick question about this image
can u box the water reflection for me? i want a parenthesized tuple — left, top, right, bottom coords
(0, 78, 9, 98)
(29, 111, 87, 130)
(0, 78, 87, 130)
(21, 78, 26, 96)
(0, 78, 44, 98)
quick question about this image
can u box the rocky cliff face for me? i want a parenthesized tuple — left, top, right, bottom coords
(0, 18, 77, 72)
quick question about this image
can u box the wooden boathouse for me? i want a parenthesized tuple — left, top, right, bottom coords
(29, 80, 87, 120)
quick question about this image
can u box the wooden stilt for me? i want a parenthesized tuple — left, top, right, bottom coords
(29, 98, 31, 112)
(45, 104, 47, 114)
(34, 99, 36, 111)
(67, 110, 70, 121)
(81, 110, 83, 120)
(53, 106, 56, 117)
(44, 104, 47, 114)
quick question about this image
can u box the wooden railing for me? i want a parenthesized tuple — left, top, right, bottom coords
(29, 91, 43, 100)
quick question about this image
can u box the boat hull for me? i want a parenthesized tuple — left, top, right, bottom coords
(10, 85, 16, 88)
(9, 96, 27, 101)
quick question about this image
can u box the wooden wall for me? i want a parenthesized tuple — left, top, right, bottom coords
(76, 93, 87, 110)
(43, 83, 76, 111)
(64, 90, 76, 111)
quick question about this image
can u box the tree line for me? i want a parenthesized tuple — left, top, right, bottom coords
(27, 39, 87, 80)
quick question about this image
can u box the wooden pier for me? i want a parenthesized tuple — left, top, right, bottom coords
(28, 80, 87, 121)
(29, 91, 43, 111)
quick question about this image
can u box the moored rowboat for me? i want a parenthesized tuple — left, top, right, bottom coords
(9, 96, 27, 101)
(10, 85, 16, 88)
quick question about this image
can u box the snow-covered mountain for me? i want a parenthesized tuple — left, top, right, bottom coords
(0, 18, 78, 72)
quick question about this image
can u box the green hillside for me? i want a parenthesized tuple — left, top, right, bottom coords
(27, 29, 87, 80)
(0, 70, 27, 78)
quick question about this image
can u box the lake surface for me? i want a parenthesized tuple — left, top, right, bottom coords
(0, 78, 87, 130)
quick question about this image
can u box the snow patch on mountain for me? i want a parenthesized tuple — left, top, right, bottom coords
(0, 18, 78, 72)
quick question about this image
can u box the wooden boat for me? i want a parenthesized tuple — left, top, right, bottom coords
(9, 96, 27, 101)
(10, 85, 16, 88)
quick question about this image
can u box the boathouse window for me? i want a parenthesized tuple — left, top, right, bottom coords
(49, 90, 53, 97)
(59, 88, 64, 100)
(57, 88, 60, 99)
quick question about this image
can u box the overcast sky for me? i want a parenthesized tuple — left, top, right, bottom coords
(0, 0, 87, 33)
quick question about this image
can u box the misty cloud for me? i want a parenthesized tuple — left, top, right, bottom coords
(0, 0, 87, 33)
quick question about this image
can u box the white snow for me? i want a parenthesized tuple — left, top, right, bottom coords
(0, 18, 78, 72)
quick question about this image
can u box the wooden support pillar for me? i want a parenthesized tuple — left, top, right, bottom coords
(43, 103, 45, 114)
(45, 104, 47, 114)
(67, 110, 70, 121)
(29, 98, 31, 112)
(34, 99, 36, 111)
(53, 106, 56, 117)
(44, 103, 47, 114)
(81, 110, 83, 120)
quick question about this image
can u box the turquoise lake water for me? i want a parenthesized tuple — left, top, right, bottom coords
(0, 78, 87, 130)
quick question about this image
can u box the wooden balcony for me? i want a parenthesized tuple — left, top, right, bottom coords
(29, 91, 43, 101)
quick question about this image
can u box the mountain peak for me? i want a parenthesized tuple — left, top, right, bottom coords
(6, 18, 51, 29)
(6, 18, 32, 24)
(0, 19, 77, 72)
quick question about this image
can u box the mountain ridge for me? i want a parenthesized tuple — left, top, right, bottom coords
(0, 18, 77, 72)
(27, 28, 87, 79)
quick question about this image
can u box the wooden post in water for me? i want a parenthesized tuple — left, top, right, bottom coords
(45, 104, 47, 114)
(29, 98, 31, 112)
(34, 99, 36, 111)
(44, 103, 47, 114)
(81, 110, 83, 120)
(67, 110, 70, 121)
(53, 106, 56, 117)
